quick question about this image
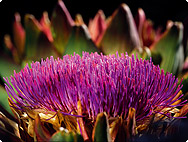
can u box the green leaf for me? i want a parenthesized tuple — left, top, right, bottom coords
(49, 131, 84, 142)
(131, 46, 151, 60)
(50, 131, 67, 142)
(0, 85, 12, 114)
(93, 112, 111, 142)
(0, 55, 21, 80)
(76, 134, 84, 142)
(24, 14, 41, 59)
(35, 32, 58, 61)
(21, 59, 32, 69)
(51, 0, 74, 55)
(181, 74, 188, 97)
(64, 25, 100, 56)
(100, 4, 141, 55)
(183, 17, 188, 58)
(150, 21, 184, 75)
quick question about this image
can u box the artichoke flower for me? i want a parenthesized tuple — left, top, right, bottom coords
(0, 1, 188, 141)
(1, 52, 188, 141)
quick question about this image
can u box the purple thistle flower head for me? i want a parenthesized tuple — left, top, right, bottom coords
(4, 52, 185, 122)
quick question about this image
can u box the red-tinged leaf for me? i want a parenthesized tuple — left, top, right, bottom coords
(51, 0, 74, 55)
(40, 12, 53, 42)
(135, 8, 162, 48)
(183, 57, 188, 71)
(13, 13, 25, 58)
(142, 20, 162, 47)
(100, 3, 141, 55)
(150, 21, 184, 75)
(134, 8, 146, 46)
(4, 35, 20, 63)
(34, 115, 51, 141)
(92, 112, 111, 142)
(88, 10, 107, 45)
(64, 25, 100, 56)
(25, 14, 58, 61)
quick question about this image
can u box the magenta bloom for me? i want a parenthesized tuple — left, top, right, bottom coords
(4, 52, 184, 121)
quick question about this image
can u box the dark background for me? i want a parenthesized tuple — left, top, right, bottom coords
(0, 0, 188, 46)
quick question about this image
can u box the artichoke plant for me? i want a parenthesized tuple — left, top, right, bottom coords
(0, 0, 188, 141)
(1, 52, 188, 141)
